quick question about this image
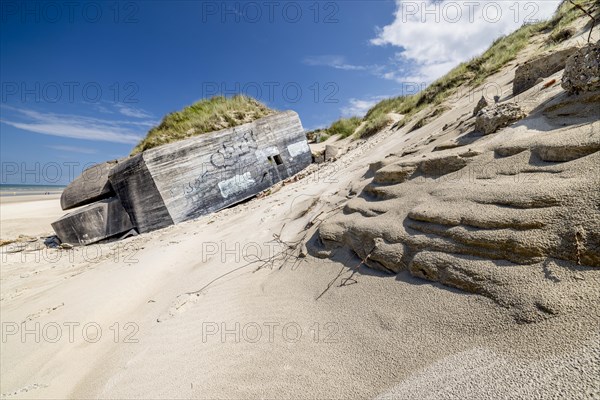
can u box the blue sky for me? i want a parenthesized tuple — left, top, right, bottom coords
(1, 0, 560, 184)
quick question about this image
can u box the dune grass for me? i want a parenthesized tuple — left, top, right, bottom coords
(551, 0, 598, 36)
(356, 114, 392, 138)
(354, 0, 597, 138)
(305, 116, 362, 142)
(131, 95, 274, 155)
(326, 117, 362, 138)
(362, 22, 550, 127)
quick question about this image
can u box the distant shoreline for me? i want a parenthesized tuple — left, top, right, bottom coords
(0, 191, 63, 197)
(0, 193, 62, 206)
(0, 184, 66, 197)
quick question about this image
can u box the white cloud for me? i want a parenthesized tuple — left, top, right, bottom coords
(46, 145, 97, 154)
(116, 104, 153, 119)
(341, 96, 388, 117)
(0, 106, 154, 144)
(372, 0, 561, 82)
(92, 104, 114, 114)
(303, 55, 371, 71)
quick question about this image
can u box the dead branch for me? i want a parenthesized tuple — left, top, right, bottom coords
(185, 203, 346, 296)
(567, 0, 597, 43)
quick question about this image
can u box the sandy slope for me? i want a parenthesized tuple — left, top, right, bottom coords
(1, 26, 599, 400)
(4, 172, 598, 399)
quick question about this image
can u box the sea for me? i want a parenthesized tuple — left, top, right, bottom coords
(0, 184, 66, 196)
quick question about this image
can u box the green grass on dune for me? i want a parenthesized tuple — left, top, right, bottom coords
(313, 16, 552, 142)
(363, 21, 550, 126)
(131, 95, 274, 155)
(353, 0, 597, 138)
(356, 114, 392, 138)
(327, 117, 362, 138)
(305, 116, 362, 143)
(550, 0, 598, 36)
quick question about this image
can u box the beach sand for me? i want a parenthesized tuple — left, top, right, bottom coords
(1, 169, 597, 399)
(0, 194, 63, 238)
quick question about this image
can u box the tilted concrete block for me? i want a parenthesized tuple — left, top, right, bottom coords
(60, 159, 121, 210)
(109, 111, 312, 233)
(51, 197, 134, 245)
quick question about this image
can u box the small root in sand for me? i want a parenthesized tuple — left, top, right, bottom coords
(316, 250, 373, 301)
(182, 205, 346, 298)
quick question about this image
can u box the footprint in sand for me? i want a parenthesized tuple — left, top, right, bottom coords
(156, 293, 202, 322)
(22, 303, 64, 323)
(1, 383, 48, 398)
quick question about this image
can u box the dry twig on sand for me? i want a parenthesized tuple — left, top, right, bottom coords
(315, 249, 373, 301)
(186, 204, 345, 296)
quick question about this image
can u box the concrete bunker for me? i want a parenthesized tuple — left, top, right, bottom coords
(51, 111, 311, 245)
